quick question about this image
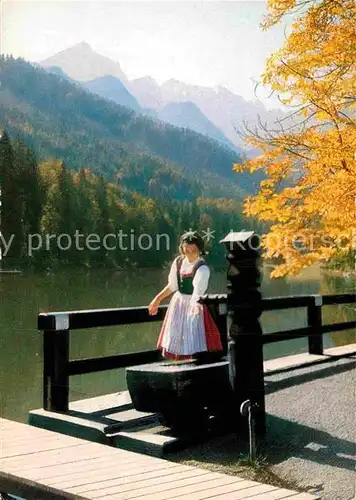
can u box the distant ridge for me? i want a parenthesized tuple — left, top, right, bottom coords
(128, 76, 163, 109)
(41, 42, 128, 83)
(43, 66, 74, 82)
(82, 75, 141, 112)
(158, 101, 238, 151)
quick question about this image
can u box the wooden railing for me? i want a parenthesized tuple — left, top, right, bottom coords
(38, 293, 355, 413)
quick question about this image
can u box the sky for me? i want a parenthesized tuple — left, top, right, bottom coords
(1, 1, 292, 109)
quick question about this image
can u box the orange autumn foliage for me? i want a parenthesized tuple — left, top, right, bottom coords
(236, 0, 356, 277)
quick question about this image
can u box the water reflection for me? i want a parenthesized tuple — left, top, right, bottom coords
(319, 273, 356, 347)
(0, 265, 354, 422)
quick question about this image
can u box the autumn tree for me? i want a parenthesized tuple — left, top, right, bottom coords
(236, 0, 356, 276)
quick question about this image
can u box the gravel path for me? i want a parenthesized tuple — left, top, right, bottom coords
(264, 355, 356, 500)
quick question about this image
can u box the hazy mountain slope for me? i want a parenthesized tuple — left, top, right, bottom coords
(43, 66, 75, 82)
(82, 75, 141, 112)
(40, 42, 128, 83)
(158, 101, 238, 150)
(128, 76, 163, 109)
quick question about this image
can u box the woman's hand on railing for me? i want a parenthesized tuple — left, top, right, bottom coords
(148, 300, 159, 315)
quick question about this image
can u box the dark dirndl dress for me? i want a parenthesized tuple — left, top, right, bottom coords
(157, 256, 223, 359)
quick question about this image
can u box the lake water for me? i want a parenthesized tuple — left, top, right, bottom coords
(0, 265, 354, 422)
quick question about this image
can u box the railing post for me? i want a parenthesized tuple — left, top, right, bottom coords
(43, 330, 53, 410)
(41, 313, 71, 412)
(220, 232, 265, 439)
(308, 295, 323, 355)
(50, 329, 70, 412)
(217, 301, 228, 356)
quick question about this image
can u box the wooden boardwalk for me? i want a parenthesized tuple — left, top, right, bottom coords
(0, 419, 320, 500)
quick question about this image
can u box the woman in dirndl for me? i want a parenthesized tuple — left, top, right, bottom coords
(148, 231, 223, 360)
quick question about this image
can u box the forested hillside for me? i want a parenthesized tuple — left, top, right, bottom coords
(0, 132, 254, 270)
(0, 56, 257, 200)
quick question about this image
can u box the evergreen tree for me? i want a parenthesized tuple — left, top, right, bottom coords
(91, 175, 112, 265)
(40, 160, 76, 263)
(72, 168, 95, 265)
(0, 131, 22, 262)
(13, 139, 44, 259)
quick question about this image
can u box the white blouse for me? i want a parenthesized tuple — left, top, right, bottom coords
(168, 256, 210, 302)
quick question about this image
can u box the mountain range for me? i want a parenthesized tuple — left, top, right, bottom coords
(41, 42, 285, 151)
(1, 55, 263, 203)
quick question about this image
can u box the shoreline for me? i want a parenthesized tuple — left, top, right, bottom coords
(320, 267, 356, 278)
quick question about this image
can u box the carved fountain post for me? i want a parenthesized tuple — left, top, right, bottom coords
(220, 231, 266, 438)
